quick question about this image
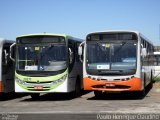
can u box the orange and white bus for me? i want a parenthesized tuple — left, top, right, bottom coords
(79, 30, 154, 97)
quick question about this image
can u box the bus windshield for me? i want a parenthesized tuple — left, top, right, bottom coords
(86, 41, 137, 75)
(17, 44, 67, 71)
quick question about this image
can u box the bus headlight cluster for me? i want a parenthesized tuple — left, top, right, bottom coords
(51, 75, 67, 85)
(16, 78, 27, 85)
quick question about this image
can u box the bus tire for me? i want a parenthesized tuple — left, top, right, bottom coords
(94, 91, 103, 98)
(138, 74, 146, 97)
(30, 93, 40, 99)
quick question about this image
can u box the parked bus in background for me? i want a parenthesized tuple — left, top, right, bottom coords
(10, 33, 83, 99)
(79, 30, 154, 97)
(153, 52, 160, 81)
(0, 38, 15, 93)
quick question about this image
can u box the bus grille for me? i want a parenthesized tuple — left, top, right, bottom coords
(25, 81, 53, 84)
(92, 85, 130, 89)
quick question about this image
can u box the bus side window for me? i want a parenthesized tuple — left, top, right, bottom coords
(68, 40, 75, 72)
(68, 40, 75, 62)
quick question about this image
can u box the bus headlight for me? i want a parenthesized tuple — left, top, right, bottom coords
(51, 75, 67, 85)
(15, 78, 26, 85)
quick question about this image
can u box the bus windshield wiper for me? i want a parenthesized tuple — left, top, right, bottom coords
(96, 42, 106, 51)
(40, 45, 54, 58)
(114, 42, 126, 55)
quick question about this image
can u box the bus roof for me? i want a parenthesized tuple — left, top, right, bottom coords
(86, 30, 140, 35)
(86, 30, 153, 45)
(17, 33, 83, 42)
(17, 33, 67, 38)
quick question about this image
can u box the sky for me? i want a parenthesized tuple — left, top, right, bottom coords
(0, 0, 160, 45)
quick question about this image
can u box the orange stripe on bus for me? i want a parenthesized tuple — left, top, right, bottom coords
(83, 77, 142, 91)
(0, 81, 2, 92)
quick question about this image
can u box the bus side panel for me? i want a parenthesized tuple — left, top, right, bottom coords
(2, 76, 14, 93)
(83, 77, 142, 91)
(1, 42, 15, 93)
(68, 62, 83, 92)
(67, 40, 83, 92)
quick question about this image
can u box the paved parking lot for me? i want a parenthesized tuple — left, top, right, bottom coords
(0, 83, 160, 114)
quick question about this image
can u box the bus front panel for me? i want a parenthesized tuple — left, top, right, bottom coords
(83, 76, 142, 91)
(15, 35, 69, 92)
(84, 32, 142, 92)
(15, 70, 68, 92)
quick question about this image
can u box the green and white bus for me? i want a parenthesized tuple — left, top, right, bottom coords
(10, 33, 83, 98)
(0, 38, 15, 93)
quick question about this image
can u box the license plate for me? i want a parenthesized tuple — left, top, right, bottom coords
(105, 83, 115, 87)
(34, 86, 43, 90)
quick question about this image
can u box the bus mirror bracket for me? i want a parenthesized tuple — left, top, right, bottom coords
(78, 46, 82, 56)
(142, 48, 147, 58)
(3, 50, 8, 65)
(10, 43, 16, 62)
(69, 48, 73, 64)
(78, 41, 85, 62)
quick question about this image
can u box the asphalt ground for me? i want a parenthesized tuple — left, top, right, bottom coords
(0, 83, 160, 120)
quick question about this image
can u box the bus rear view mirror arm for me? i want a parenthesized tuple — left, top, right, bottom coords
(78, 46, 82, 56)
(3, 50, 8, 65)
(69, 48, 73, 64)
(10, 43, 16, 62)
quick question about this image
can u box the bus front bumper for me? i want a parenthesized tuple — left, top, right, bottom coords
(83, 77, 142, 92)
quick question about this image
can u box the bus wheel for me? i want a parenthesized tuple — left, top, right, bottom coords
(94, 91, 103, 98)
(137, 73, 146, 97)
(30, 93, 40, 99)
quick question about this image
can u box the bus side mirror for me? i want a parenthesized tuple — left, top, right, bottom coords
(78, 41, 85, 63)
(78, 46, 82, 56)
(142, 48, 147, 58)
